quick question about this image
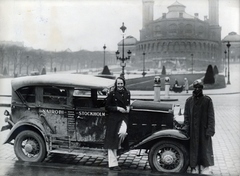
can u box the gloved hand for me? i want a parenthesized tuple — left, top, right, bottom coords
(206, 129, 215, 137)
(117, 107, 127, 113)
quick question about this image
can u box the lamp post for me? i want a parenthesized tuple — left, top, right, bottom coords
(116, 22, 131, 79)
(222, 32, 240, 84)
(103, 44, 106, 67)
(224, 50, 227, 77)
(226, 42, 231, 84)
(26, 55, 29, 75)
(142, 52, 146, 77)
(191, 54, 194, 74)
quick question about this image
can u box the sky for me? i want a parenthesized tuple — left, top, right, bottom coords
(0, 0, 239, 52)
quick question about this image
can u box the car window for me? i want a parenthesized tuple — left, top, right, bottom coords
(18, 86, 35, 103)
(43, 87, 67, 105)
(73, 89, 91, 97)
(73, 89, 92, 107)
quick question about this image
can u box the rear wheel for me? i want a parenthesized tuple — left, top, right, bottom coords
(14, 130, 46, 162)
(148, 140, 189, 173)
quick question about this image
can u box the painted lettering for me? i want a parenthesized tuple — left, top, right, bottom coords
(78, 111, 105, 117)
(39, 108, 64, 115)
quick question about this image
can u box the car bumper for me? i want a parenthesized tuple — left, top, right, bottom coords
(1, 117, 13, 131)
(1, 124, 12, 131)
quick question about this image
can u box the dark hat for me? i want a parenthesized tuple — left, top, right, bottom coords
(193, 79, 203, 89)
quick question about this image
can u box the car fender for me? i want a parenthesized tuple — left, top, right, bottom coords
(3, 118, 48, 147)
(133, 129, 189, 148)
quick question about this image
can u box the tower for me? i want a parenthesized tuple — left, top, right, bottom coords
(209, 0, 219, 26)
(142, 0, 154, 28)
(208, 0, 221, 61)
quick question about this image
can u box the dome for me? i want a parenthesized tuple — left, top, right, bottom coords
(118, 36, 138, 46)
(156, 1, 194, 20)
(222, 32, 240, 42)
(167, 1, 186, 12)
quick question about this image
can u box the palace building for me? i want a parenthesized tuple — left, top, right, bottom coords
(119, 0, 223, 70)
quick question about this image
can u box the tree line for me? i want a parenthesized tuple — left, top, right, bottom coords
(0, 44, 116, 77)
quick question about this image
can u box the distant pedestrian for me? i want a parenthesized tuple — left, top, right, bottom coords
(183, 79, 215, 175)
(174, 79, 179, 87)
(104, 77, 131, 171)
(184, 78, 189, 93)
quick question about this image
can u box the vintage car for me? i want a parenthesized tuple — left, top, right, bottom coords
(1, 74, 189, 173)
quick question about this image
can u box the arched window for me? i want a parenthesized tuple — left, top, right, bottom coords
(148, 43, 151, 52)
(186, 42, 191, 50)
(203, 43, 206, 50)
(168, 42, 174, 51)
(180, 42, 185, 50)
(157, 42, 160, 51)
(151, 43, 155, 52)
(179, 23, 184, 34)
(185, 24, 193, 34)
(198, 26, 204, 38)
(174, 42, 180, 51)
(169, 24, 177, 35)
(199, 42, 202, 51)
(162, 42, 167, 51)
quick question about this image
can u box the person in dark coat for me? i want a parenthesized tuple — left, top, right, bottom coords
(104, 77, 131, 171)
(173, 79, 179, 87)
(183, 79, 215, 175)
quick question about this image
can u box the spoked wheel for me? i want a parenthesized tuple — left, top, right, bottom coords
(148, 140, 189, 173)
(14, 130, 46, 162)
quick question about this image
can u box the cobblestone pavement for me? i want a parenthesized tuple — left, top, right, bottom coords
(0, 94, 239, 176)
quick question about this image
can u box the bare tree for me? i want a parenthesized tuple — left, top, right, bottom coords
(0, 44, 6, 74)
(32, 50, 46, 72)
(5, 45, 23, 76)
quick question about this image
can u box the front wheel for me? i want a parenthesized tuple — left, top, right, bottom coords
(14, 130, 46, 162)
(148, 140, 189, 173)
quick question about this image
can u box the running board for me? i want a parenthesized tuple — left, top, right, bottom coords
(49, 147, 107, 158)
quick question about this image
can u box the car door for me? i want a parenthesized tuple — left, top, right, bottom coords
(73, 89, 107, 143)
(39, 86, 75, 139)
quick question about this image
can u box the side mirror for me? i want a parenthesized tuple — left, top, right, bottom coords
(4, 110, 10, 116)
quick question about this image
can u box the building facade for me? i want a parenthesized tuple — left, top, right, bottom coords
(118, 0, 223, 70)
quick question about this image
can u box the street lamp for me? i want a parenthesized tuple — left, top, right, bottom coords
(226, 42, 231, 84)
(224, 50, 227, 77)
(116, 22, 131, 78)
(142, 52, 146, 77)
(103, 44, 106, 67)
(191, 54, 194, 74)
(222, 32, 240, 85)
(26, 55, 29, 75)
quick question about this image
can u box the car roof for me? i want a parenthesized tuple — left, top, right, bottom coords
(12, 74, 115, 91)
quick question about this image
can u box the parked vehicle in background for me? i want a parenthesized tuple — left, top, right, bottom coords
(1, 74, 189, 173)
(30, 70, 40, 76)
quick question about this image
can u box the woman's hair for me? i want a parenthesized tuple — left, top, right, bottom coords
(114, 77, 126, 87)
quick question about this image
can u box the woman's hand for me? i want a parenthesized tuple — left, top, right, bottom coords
(126, 106, 130, 113)
(117, 107, 128, 113)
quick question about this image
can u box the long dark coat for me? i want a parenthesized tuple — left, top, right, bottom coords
(184, 95, 215, 168)
(104, 88, 130, 149)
